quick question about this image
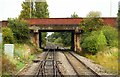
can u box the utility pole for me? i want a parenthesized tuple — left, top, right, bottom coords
(110, 0, 112, 16)
(30, 0, 32, 18)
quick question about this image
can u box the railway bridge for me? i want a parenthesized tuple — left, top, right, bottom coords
(26, 18, 83, 52)
(25, 17, 117, 52)
(1, 17, 117, 52)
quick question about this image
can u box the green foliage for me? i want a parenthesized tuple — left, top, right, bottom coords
(35, 2, 49, 18)
(101, 26, 118, 47)
(47, 32, 71, 47)
(16, 60, 25, 71)
(81, 25, 118, 54)
(71, 12, 79, 18)
(2, 43, 38, 74)
(19, 1, 49, 19)
(117, 6, 120, 27)
(86, 11, 101, 18)
(54, 37, 62, 44)
(19, 2, 35, 19)
(41, 32, 47, 47)
(96, 31, 107, 50)
(61, 32, 71, 46)
(81, 31, 107, 54)
(2, 27, 14, 44)
(8, 18, 30, 43)
(85, 47, 118, 74)
(79, 11, 104, 32)
(19, 1, 49, 45)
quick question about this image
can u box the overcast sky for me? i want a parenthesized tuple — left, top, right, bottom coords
(0, 0, 119, 21)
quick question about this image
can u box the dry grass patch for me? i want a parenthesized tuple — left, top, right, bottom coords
(85, 47, 118, 74)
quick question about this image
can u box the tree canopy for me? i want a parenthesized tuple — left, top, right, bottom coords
(86, 11, 101, 18)
(8, 18, 30, 43)
(71, 12, 79, 18)
(19, 0, 49, 45)
(19, 0, 49, 19)
(79, 11, 104, 32)
(117, 4, 120, 27)
(35, 2, 49, 18)
(47, 32, 72, 47)
(19, 1, 35, 19)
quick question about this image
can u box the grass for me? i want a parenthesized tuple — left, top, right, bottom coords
(16, 60, 25, 71)
(2, 43, 41, 75)
(84, 47, 118, 74)
(14, 43, 36, 70)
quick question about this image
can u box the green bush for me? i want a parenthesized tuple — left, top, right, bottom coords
(101, 26, 118, 47)
(81, 31, 107, 54)
(2, 27, 14, 44)
(54, 37, 62, 44)
(8, 18, 30, 43)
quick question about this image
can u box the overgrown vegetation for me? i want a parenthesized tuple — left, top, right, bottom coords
(2, 43, 42, 75)
(2, 27, 14, 44)
(2, 54, 17, 74)
(85, 47, 118, 74)
(8, 18, 30, 43)
(2, 0, 50, 75)
(81, 25, 118, 54)
(101, 26, 118, 47)
(41, 32, 47, 47)
(47, 32, 72, 47)
(79, 11, 118, 73)
(2, 18, 42, 75)
(81, 30, 107, 54)
(80, 11, 104, 32)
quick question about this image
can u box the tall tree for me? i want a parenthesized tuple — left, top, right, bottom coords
(19, 0, 49, 46)
(71, 12, 79, 18)
(19, 0, 49, 19)
(117, 2, 120, 27)
(19, 1, 35, 19)
(35, 1, 49, 18)
(34, 1, 49, 46)
(86, 11, 101, 18)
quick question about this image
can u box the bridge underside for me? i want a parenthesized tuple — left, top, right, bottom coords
(29, 24, 82, 52)
(39, 30, 75, 51)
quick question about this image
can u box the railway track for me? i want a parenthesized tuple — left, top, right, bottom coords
(63, 51, 101, 77)
(35, 49, 63, 77)
(16, 43, 103, 77)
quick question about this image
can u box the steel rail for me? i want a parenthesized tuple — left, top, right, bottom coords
(63, 51, 80, 77)
(69, 52, 101, 77)
(35, 49, 50, 76)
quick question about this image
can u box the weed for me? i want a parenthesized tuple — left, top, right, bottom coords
(85, 47, 118, 74)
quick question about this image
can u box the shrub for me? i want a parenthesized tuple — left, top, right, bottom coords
(96, 31, 107, 50)
(2, 27, 14, 44)
(81, 31, 107, 54)
(101, 26, 118, 47)
(8, 18, 30, 43)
